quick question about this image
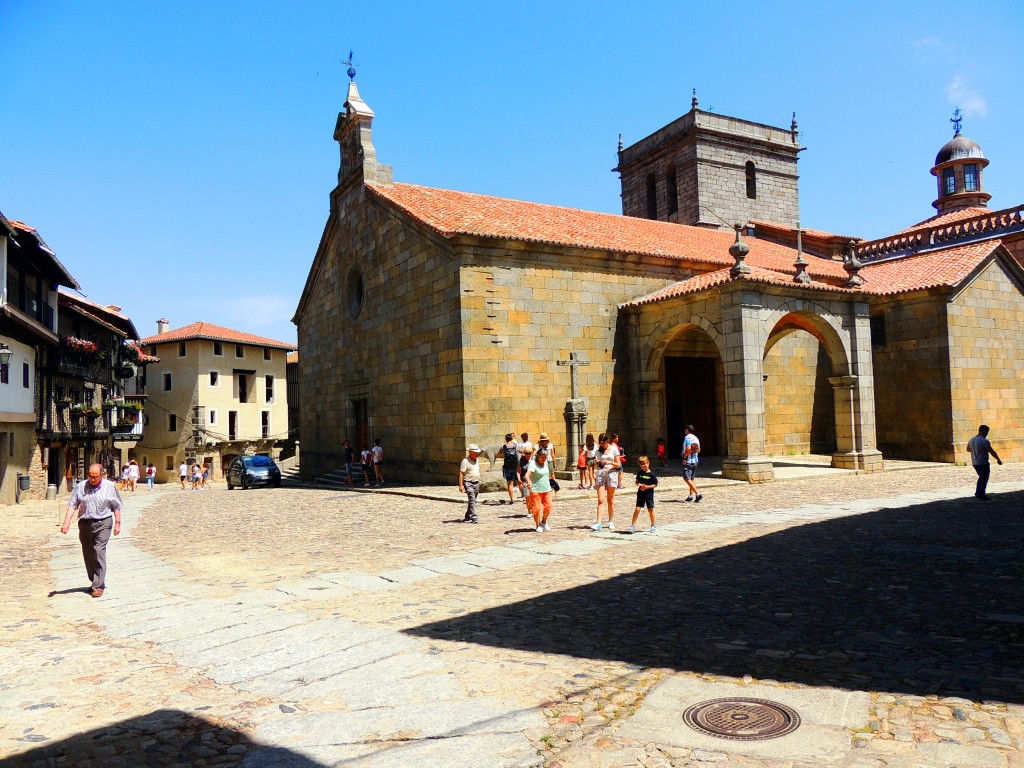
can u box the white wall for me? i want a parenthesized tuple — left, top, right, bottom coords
(0, 336, 36, 419)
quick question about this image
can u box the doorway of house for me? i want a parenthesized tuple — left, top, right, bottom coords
(664, 356, 718, 458)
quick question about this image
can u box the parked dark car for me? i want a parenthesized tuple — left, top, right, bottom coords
(226, 455, 282, 489)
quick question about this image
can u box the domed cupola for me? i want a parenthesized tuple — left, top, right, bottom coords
(930, 109, 990, 214)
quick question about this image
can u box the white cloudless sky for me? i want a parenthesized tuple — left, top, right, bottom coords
(3, 1, 1021, 344)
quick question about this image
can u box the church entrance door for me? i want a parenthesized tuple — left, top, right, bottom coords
(664, 357, 718, 457)
(352, 399, 369, 452)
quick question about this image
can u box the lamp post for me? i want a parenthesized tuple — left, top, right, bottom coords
(0, 342, 12, 384)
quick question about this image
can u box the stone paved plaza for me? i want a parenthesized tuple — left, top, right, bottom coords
(3, 463, 1024, 767)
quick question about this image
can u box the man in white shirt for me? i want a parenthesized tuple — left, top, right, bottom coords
(61, 464, 122, 598)
(178, 461, 188, 490)
(967, 424, 1002, 501)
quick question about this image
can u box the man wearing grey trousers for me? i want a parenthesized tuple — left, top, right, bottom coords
(458, 444, 482, 523)
(61, 463, 122, 597)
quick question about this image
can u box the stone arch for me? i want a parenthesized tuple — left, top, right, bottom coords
(760, 300, 851, 376)
(645, 313, 725, 378)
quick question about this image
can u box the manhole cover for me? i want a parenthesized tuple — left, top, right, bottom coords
(683, 698, 801, 741)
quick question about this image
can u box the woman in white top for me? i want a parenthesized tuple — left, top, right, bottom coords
(591, 433, 621, 531)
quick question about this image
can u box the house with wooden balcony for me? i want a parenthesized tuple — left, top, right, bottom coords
(39, 291, 159, 488)
(1, 212, 78, 504)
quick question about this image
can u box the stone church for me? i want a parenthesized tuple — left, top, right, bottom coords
(294, 78, 1024, 484)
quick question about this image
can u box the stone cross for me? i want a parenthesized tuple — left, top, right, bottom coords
(557, 352, 591, 474)
(557, 352, 590, 400)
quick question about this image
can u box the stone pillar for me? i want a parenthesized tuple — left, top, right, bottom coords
(564, 399, 588, 473)
(720, 290, 774, 483)
(830, 302, 883, 471)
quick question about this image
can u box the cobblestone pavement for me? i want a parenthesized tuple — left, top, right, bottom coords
(2, 463, 1023, 767)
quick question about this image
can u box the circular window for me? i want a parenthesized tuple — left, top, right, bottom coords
(347, 268, 364, 318)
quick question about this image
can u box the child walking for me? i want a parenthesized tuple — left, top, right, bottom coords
(656, 437, 668, 467)
(628, 455, 659, 533)
(576, 445, 587, 489)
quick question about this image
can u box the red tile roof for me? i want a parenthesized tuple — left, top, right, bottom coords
(286, 352, 299, 364)
(621, 266, 860, 307)
(750, 220, 859, 242)
(857, 241, 1000, 296)
(898, 207, 991, 234)
(369, 183, 849, 280)
(139, 321, 295, 350)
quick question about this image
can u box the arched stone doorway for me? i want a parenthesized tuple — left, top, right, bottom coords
(662, 326, 724, 457)
(763, 313, 838, 456)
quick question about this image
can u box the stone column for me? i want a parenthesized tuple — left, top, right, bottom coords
(830, 302, 883, 471)
(563, 399, 588, 474)
(720, 289, 774, 483)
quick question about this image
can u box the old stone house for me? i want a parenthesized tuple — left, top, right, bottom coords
(137, 321, 294, 482)
(293, 78, 1024, 484)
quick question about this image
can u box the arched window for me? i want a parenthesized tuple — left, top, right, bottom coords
(745, 161, 757, 199)
(645, 174, 658, 219)
(666, 165, 678, 215)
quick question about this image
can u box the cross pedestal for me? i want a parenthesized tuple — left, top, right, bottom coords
(557, 353, 591, 473)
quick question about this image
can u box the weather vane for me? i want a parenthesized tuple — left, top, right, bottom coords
(343, 49, 356, 81)
(950, 106, 963, 136)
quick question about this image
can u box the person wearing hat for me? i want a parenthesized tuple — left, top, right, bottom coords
(537, 432, 556, 472)
(458, 444, 483, 523)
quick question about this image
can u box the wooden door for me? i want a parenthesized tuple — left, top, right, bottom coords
(664, 357, 718, 456)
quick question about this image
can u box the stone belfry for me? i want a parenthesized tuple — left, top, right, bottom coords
(930, 108, 990, 214)
(615, 90, 802, 230)
(334, 52, 392, 188)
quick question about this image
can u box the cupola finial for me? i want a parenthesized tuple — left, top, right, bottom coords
(691, 88, 698, 110)
(950, 106, 963, 137)
(343, 49, 357, 81)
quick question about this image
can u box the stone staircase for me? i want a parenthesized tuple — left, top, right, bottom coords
(313, 468, 357, 489)
(278, 463, 303, 485)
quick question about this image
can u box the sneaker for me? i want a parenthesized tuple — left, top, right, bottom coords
(607, 521, 615, 531)
(536, 525, 544, 533)
(685, 495, 695, 502)
(591, 522, 603, 531)
(627, 525, 636, 533)
(542, 522, 550, 532)
(695, 493, 703, 503)
(649, 525, 658, 533)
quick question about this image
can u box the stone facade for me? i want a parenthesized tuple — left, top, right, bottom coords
(617, 108, 802, 230)
(947, 260, 1024, 462)
(295, 81, 1023, 487)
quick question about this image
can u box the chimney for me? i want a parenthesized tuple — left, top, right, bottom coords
(157, 318, 169, 335)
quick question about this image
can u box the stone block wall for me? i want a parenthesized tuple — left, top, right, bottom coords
(763, 330, 836, 455)
(298, 186, 464, 484)
(457, 245, 685, 473)
(871, 295, 954, 461)
(619, 110, 801, 230)
(947, 260, 1024, 462)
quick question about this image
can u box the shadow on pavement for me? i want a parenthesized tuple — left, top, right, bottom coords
(0, 708, 325, 768)
(406, 491, 1024, 703)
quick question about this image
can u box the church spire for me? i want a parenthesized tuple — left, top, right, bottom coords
(333, 52, 392, 187)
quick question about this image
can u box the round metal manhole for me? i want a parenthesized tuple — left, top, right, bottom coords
(682, 698, 801, 741)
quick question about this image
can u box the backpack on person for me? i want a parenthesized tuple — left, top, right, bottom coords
(502, 441, 519, 470)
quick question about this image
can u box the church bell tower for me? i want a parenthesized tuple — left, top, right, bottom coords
(334, 54, 392, 188)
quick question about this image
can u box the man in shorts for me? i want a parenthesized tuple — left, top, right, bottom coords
(681, 425, 702, 502)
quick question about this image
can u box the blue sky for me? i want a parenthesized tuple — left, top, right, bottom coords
(3, 1, 1021, 345)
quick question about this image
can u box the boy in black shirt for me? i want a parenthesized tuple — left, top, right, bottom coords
(628, 455, 659, 533)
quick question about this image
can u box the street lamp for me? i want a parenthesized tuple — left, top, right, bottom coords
(0, 343, 12, 377)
